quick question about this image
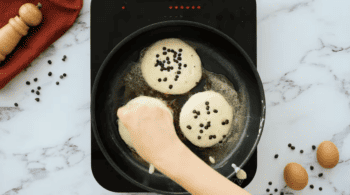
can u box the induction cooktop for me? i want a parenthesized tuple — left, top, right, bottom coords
(91, 0, 257, 192)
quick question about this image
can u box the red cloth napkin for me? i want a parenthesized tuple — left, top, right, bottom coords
(0, 0, 83, 90)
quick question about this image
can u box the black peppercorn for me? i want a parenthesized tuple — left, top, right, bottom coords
(56, 82, 59, 85)
(34, 78, 38, 82)
(274, 154, 278, 158)
(35, 98, 40, 102)
(37, 86, 41, 90)
(36, 91, 40, 95)
(268, 181, 272, 185)
(310, 185, 314, 189)
(48, 60, 52, 64)
(310, 166, 314, 170)
(14, 103, 18, 107)
(291, 146, 295, 150)
(318, 173, 323, 177)
(288, 143, 292, 147)
(312, 145, 316, 150)
(26, 81, 30, 85)
(300, 150, 303, 153)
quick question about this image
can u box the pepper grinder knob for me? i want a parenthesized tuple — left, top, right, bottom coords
(0, 3, 42, 62)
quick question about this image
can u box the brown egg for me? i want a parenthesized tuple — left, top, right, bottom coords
(284, 162, 308, 190)
(317, 141, 339, 168)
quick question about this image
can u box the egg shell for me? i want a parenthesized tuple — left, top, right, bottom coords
(317, 141, 339, 168)
(283, 162, 308, 190)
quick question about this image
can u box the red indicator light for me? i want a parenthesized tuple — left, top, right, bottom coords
(180, 5, 184, 9)
(192, 6, 195, 9)
(197, 6, 201, 9)
(186, 6, 190, 9)
(169, 6, 173, 9)
(175, 6, 178, 9)
(122, 6, 125, 9)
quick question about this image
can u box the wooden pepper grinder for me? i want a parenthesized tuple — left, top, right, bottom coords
(0, 2, 43, 62)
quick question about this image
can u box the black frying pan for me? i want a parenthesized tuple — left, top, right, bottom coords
(91, 20, 266, 194)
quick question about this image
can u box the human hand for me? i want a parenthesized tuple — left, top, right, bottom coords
(117, 103, 181, 164)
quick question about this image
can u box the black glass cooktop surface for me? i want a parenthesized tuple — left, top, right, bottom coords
(91, 0, 257, 192)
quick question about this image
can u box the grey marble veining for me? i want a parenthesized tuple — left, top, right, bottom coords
(0, 0, 349, 194)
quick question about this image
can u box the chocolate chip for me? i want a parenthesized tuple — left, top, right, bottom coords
(163, 77, 167, 82)
(319, 187, 322, 191)
(187, 125, 191, 129)
(205, 101, 209, 105)
(60, 75, 64, 79)
(213, 135, 216, 139)
(312, 145, 316, 150)
(31, 90, 34, 93)
(225, 119, 229, 124)
(214, 109, 218, 113)
(48, 72, 52, 76)
(209, 136, 212, 140)
(35, 98, 40, 102)
(167, 61, 170, 64)
(14, 103, 18, 107)
(179, 49, 182, 52)
(26, 81, 30, 85)
(274, 154, 278, 158)
(222, 122, 225, 125)
(163, 52, 167, 55)
(34, 78, 38, 82)
(178, 53, 182, 57)
(156, 54, 159, 58)
(200, 130, 203, 133)
(266, 189, 270, 192)
(223, 135, 226, 138)
(310, 185, 314, 189)
(274, 189, 278, 192)
(56, 82, 59, 85)
(288, 143, 292, 147)
(48, 60, 52, 64)
(158, 78, 161, 82)
(200, 123, 204, 127)
(204, 126, 208, 129)
(163, 47, 166, 50)
(178, 57, 182, 61)
(184, 64, 187, 67)
(194, 116, 198, 119)
(167, 49, 171, 52)
(310, 166, 314, 170)
(177, 71, 181, 74)
(219, 141, 223, 143)
(193, 110, 196, 113)
(169, 85, 173, 89)
(300, 150, 303, 153)
(197, 111, 200, 115)
(318, 173, 323, 177)
(291, 146, 295, 150)
(36, 91, 40, 95)
(268, 182, 272, 185)
(198, 136, 201, 140)
(63, 73, 67, 77)
(207, 111, 210, 115)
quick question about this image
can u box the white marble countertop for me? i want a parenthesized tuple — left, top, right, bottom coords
(1, 0, 350, 194)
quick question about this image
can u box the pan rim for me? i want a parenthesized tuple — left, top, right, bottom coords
(91, 19, 266, 194)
